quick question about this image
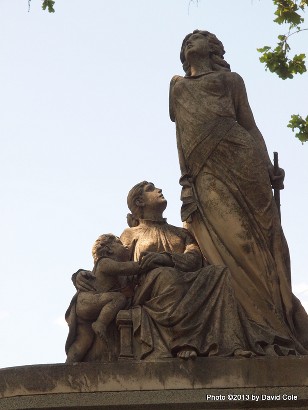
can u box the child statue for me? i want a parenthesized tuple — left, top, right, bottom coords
(65, 234, 139, 363)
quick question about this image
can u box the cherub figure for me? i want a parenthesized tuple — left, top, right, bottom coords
(65, 234, 139, 363)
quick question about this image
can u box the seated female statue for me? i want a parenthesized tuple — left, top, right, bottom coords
(120, 181, 258, 360)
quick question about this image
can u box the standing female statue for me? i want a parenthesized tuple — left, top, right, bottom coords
(169, 30, 308, 354)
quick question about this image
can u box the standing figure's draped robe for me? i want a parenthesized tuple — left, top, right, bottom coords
(169, 70, 308, 354)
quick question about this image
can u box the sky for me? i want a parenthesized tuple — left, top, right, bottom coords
(0, 0, 307, 368)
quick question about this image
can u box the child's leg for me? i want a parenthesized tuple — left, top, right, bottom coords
(76, 292, 106, 321)
(66, 321, 94, 364)
(92, 292, 127, 342)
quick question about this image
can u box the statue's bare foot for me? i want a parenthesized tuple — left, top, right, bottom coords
(234, 348, 255, 358)
(177, 347, 197, 360)
(92, 321, 108, 344)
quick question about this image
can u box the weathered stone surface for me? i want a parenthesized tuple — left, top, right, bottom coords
(65, 235, 140, 364)
(70, 182, 262, 363)
(1, 357, 308, 409)
(170, 29, 308, 355)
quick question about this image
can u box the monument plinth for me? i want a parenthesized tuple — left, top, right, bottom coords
(1, 357, 308, 409)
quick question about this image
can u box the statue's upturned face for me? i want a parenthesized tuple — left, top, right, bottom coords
(183, 32, 210, 62)
(140, 182, 167, 211)
(108, 238, 130, 262)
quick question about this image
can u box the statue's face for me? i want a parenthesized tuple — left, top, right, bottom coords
(184, 32, 210, 62)
(140, 182, 167, 211)
(108, 238, 130, 262)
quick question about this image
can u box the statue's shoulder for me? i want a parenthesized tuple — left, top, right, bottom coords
(223, 71, 245, 85)
(166, 223, 191, 237)
(167, 223, 199, 246)
(121, 224, 145, 238)
(120, 227, 136, 243)
(169, 75, 184, 121)
(170, 75, 184, 88)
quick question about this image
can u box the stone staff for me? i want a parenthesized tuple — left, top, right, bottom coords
(273, 151, 281, 221)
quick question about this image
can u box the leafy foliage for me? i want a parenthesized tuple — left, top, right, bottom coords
(257, 44, 306, 80)
(257, 1, 307, 79)
(258, 1, 308, 142)
(288, 114, 308, 142)
(28, 0, 55, 13)
(42, 0, 55, 13)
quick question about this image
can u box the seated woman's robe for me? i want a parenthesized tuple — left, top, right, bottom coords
(121, 219, 261, 359)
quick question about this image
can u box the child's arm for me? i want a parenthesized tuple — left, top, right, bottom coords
(94, 258, 140, 278)
(72, 269, 96, 291)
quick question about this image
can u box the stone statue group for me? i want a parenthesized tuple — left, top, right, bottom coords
(65, 30, 308, 363)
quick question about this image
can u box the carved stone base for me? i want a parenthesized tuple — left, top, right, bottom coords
(1, 357, 308, 409)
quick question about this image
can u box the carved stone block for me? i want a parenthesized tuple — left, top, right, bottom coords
(116, 309, 134, 359)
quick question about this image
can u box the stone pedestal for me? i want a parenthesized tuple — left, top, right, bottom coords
(1, 357, 308, 409)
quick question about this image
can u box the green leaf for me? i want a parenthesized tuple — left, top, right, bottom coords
(257, 46, 271, 53)
(42, 0, 55, 13)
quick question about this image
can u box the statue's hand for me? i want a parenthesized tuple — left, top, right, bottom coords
(268, 165, 285, 190)
(140, 252, 173, 271)
(75, 270, 96, 291)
